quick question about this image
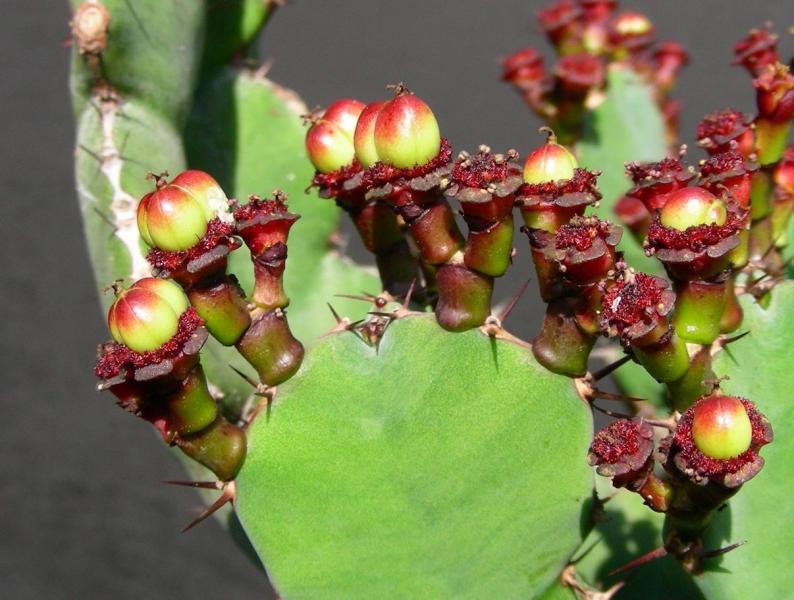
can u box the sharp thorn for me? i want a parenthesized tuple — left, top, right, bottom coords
(181, 484, 235, 533)
(497, 279, 530, 323)
(592, 355, 632, 381)
(590, 390, 646, 403)
(228, 364, 260, 390)
(608, 545, 668, 576)
(163, 480, 223, 490)
(335, 293, 376, 303)
(327, 302, 343, 324)
(591, 403, 637, 420)
(721, 331, 750, 345)
(403, 279, 417, 309)
(703, 540, 746, 559)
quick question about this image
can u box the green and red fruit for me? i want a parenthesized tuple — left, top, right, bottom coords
(373, 87, 441, 169)
(660, 187, 728, 231)
(691, 395, 753, 460)
(609, 11, 654, 52)
(171, 169, 229, 222)
(353, 100, 387, 168)
(107, 278, 189, 353)
(322, 98, 365, 139)
(305, 119, 356, 174)
(522, 129, 578, 184)
(137, 177, 211, 252)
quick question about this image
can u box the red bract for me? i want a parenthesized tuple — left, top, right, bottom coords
(537, 0, 581, 49)
(733, 28, 779, 76)
(580, 0, 616, 24)
(754, 63, 794, 123)
(501, 48, 546, 89)
(654, 41, 689, 92)
(599, 272, 670, 337)
(625, 157, 693, 212)
(699, 151, 756, 208)
(554, 53, 604, 95)
(696, 109, 754, 156)
(233, 193, 299, 257)
(588, 419, 654, 489)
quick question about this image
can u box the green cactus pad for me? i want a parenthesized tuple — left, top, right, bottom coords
(75, 98, 187, 308)
(236, 315, 593, 599)
(579, 67, 666, 276)
(69, 0, 204, 126)
(568, 487, 701, 599)
(695, 282, 794, 599)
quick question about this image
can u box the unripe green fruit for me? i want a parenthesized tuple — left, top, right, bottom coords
(305, 120, 356, 173)
(353, 100, 387, 167)
(373, 92, 441, 168)
(691, 395, 753, 459)
(523, 133, 578, 184)
(137, 182, 210, 252)
(107, 278, 189, 353)
(659, 187, 727, 231)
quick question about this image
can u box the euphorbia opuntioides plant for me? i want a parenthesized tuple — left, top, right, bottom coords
(70, 1, 793, 598)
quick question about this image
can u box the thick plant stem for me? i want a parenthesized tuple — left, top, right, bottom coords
(754, 119, 790, 166)
(434, 265, 494, 332)
(186, 274, 251, 346)
(719, 274, 743, 333)
(176, 416, 248, 482)
(666, 346, 713, 412)
(351, 201, 418, 296)
(533, 298, 596, 377)
(236, 308, 304, 386)
(672, 280, 727, 345)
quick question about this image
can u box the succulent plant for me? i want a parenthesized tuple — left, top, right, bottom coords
(70, 1, 794, 598)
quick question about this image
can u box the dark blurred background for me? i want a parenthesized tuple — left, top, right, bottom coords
(1, 1, 790, 598)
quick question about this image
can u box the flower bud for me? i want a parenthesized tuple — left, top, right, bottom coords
(554, 53, 605, 95)
(609, 11, 654, 54)
(538, 0, 582, 52)
(523, 129, 578, 184)
(754, 63, 794, 123)
(733, 28, 779, 76)
(374, 87, 442, 169)
(654, 41, 689, 93)
(107, 278, 189, 353)
(660, 187, 728, 231)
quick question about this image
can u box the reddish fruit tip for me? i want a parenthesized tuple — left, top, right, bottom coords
(322, 99, 366, 140)
(373, 90, 441, 169)
(523, 129, 578, 184)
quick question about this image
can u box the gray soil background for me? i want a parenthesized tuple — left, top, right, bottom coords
(1, 1, 791, 598)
